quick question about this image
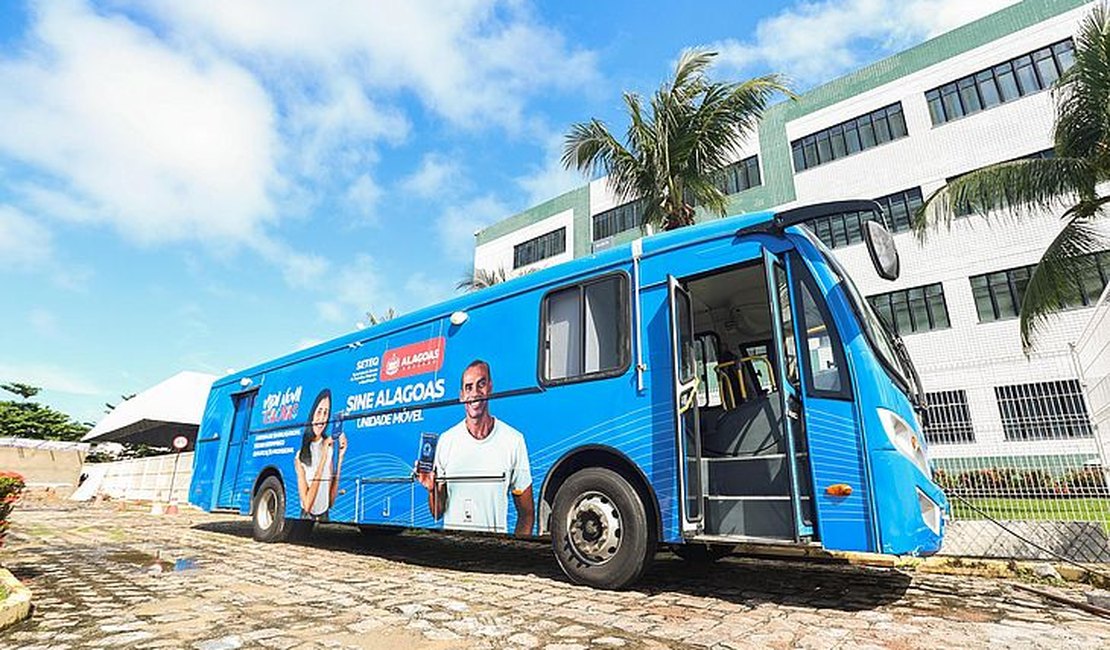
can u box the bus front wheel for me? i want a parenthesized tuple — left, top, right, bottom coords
(551, 467, 654, 590)
(252, 475, 291, 543)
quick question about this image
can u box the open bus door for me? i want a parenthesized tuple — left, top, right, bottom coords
(216, 391, 255, 510)
(763, 250, 816, 541)
(668, 275, 704, 535)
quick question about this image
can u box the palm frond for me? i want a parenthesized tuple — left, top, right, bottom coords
(913, 156, 1093, 240)
(1018, 212, 1110, 350)
(456, 267, 508, 292)
(1053, 4, 1110, 163)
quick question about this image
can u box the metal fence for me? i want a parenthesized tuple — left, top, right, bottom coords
(927, 285, 1110, 563)
(78, 452, 193, 504)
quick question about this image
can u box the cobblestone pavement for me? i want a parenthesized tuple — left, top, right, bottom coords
(2, 504, 1109, 649)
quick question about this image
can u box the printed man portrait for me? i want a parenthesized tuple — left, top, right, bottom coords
(418, 359, 534, 536)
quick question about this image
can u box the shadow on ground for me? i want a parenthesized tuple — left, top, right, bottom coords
(194, 519, 911, 611)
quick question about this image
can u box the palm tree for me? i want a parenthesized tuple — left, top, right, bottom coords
(456, 267, 508, 292)
(562, 49, 790, 232)
(914, 6, 1110, 350)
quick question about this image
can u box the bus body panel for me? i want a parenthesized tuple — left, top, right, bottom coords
(189, 209, 946, 559)
(789, 229, 946, 556)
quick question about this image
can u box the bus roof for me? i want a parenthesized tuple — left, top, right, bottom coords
(214, 207, 786, 389)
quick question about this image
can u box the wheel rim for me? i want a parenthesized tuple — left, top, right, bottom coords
(566, 490, 623, 566)
(258, 488, 277, 530)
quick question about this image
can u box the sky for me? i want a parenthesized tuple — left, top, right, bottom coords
(0, 0, 1021, 425)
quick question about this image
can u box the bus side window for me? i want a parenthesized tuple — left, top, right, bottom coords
(542, 274, 629, 384)
(794, 264, 851, 399)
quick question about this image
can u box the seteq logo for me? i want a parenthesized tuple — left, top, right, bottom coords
(381, 337, 446, 381)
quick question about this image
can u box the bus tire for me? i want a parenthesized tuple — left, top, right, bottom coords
(672, 543, 733, 564)
(252, 475, 291, 543)
(551, 467, 654, 590)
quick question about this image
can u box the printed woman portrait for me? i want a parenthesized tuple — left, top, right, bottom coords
(294, 388, 347, 520)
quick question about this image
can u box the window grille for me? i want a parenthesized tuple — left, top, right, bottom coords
(922, 390, 974, 444)
(995, 379, 1093, 441)
(592, 200, 645, 241)
(513, 227, 566, 269)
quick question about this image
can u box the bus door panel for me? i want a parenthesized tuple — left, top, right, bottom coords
(667, 276, 703, 533)
(762, 250, 814, 540)
(216, 391, 255, 510)
(787, 254, 875, 552)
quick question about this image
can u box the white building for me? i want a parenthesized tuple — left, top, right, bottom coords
(473, 0, 1110, 477)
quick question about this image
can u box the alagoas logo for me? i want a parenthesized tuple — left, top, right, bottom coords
(380, 337, 446, 381)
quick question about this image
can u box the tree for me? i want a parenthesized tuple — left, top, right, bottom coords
(914, 5, 1110, 350)
(456, 267, 508, 292)
(0, 383, 89, 441)
(563, 49, 790, 232)
(1, 383, 40, 400)
(361, 308, 397, 328)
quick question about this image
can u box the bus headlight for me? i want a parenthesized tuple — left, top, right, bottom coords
(877, 408, 928, 474)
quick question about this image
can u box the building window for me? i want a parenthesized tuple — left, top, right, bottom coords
(970, 252, 1110, 322)
(949, 149, 1054, 217)
(718, 155, 762, 195)
(805, 187, 922, 248)
(592, 199, 645, 241)
(513, 227, 566, 269)
(995, 379, 1093, 440)
(923, 390, 974, 444)
(925, 39, 1075, 126)
(867, 283, 950, 336)
(542, 274, 629, 384)
(970, 265, 1031, 322)
(791, 103, 908, 172)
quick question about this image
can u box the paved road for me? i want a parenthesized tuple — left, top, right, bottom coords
(2, 504, 1108, 649)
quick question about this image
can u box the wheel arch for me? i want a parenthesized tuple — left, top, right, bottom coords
(539, 445, 661, 540)
(249, 465, 284, 514)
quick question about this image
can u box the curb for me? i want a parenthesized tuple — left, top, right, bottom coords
(729, 545, 1108, 588)
(0, 568, 32, 630)
(843, 552, 1109, 588)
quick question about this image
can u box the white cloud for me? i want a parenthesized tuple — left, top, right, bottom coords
(711, 0, 1021, 85)
(344, 174, 383, 224)
(516, 133, 583, 207)
(141, 0, 601, 130)
(436, 195, 511, 262)
(0, 0, 281, 246)
(0, 362, 102, 396)
(0, 206, 53, 269)
(250, 237, 329, 289)
(28, 308, 61, 339)
(314, 254, 390, 325)
(402, 154, 464, 199)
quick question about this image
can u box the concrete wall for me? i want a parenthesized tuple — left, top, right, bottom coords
(0, 446, 85, 496)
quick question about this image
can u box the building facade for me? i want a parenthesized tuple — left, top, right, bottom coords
(473, 0, 1109, 475)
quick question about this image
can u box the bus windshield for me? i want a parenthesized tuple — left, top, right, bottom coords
(795, 227, 923, 407)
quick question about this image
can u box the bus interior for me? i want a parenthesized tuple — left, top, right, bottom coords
(685, 260, 817, 541)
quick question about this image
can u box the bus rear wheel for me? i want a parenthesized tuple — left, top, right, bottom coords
(252, 475, 291, 542)
(551, 467, 654, 590)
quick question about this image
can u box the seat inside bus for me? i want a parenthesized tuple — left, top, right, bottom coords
(685, 262, 812, 540)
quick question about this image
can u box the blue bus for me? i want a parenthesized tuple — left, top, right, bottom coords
(190, 200, 946, 589)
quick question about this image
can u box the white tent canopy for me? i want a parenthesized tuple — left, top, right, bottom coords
(84, 371, 216, 449)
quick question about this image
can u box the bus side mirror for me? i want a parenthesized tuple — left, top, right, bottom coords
(863, 220, 899, 281)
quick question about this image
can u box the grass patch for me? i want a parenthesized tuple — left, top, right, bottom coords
(952, 497, 1110, 533)
(0, 581, 8, 602)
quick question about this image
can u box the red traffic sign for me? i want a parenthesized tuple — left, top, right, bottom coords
(172, 435, 189, 450)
